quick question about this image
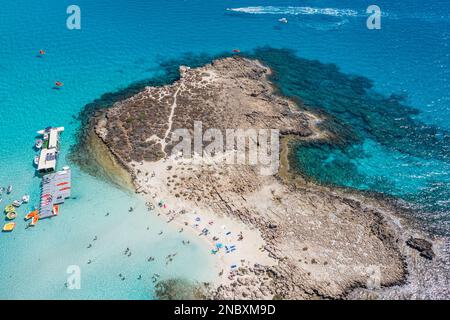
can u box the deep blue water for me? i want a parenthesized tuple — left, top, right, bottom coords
(0, 0, 448, 298)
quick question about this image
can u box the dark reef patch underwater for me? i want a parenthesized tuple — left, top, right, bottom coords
(71, 47, 449, 235)
(247, 48, 449, 234)
(154, 278, 210, 300)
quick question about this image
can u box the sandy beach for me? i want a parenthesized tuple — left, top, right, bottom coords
(132, 156, 276, 289)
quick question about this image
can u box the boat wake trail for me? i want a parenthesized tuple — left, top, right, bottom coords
(226, 6, 360, 17)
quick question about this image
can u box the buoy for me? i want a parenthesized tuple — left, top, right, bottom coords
(232, 49, 240, 53)
(55, 81, 64, 87)
(39, 50, 46, 55)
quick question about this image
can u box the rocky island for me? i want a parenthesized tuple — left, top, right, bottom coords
(80, 56, 449, 299)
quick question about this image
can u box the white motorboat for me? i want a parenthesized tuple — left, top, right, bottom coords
(34, 155, 39, 166)
(12, 200, 23, 207)
(35, 139, 44, 149)
(22, 194, 30, 203)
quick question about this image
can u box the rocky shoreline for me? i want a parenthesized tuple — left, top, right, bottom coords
(81, 56, 449, 299)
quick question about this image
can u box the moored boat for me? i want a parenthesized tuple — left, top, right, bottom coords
(22, 194, 30, 203)
(30, 215, 39, 227)
(35, 139, 43, 149)
(6, 211, 16, 220)
(12, 200, 23, 207)
(4, 205, 15, 213)
(25, 209, 38, 220)
(6, 185, 12, 194)
(2, 222, 16, 232)
(52, 204, 59, 216)
(34, 155, 39, 166)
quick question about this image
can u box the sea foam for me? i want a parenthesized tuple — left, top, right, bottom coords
(226, 6, 360, 17)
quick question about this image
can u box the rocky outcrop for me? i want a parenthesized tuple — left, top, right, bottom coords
(85, 56, 448, 300)
(406, 238, 435, 260)
(92, 57, 323, 166)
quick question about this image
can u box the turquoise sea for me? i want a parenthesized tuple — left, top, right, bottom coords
(0, 0, 448, 298)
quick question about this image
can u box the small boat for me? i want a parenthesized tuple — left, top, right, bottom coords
(3, 222, 16, 232)
(35, 139, 43, 149)
(30, 215, 39, 227)
(22, 194, 30, 203)
(278, 17, 288, 23)
(39, 49, 46, 55)
(4, 205, 15, 213)
(52, 204, 59, 216)
(55, 81, 64, 87)
(6, 185, 12, 194)
(6, 211, 16, 220)
(34, 155, 39, 166)
(232, 49, 240, 53)
(25, 209, 38, 220)
(12, 200, 23, 207)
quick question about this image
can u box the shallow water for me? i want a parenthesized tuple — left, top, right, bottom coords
(0, 0, 448, 298)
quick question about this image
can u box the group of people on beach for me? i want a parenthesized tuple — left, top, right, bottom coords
(86, 187, 246, 286)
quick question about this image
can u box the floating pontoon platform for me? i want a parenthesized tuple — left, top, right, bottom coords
(36, 127, 64, 173)
(39, 166, 71, 219)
